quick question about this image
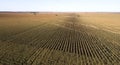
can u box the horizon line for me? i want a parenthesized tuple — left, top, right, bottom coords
(0, 11, 120, 13)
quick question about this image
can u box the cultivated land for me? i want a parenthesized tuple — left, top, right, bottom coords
(0, 12, 120, 65)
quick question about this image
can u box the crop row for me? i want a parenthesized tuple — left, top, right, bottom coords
(0, 16, 120, 65)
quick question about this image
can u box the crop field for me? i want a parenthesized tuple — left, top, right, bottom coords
(0, 12, 120, 65)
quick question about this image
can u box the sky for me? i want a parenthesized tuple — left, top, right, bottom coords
(0, 0, 120, 12)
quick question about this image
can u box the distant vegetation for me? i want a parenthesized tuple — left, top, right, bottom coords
(31, 12, 37, 15)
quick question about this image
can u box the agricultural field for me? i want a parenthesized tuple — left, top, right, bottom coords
(0, 12, 120, 65)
